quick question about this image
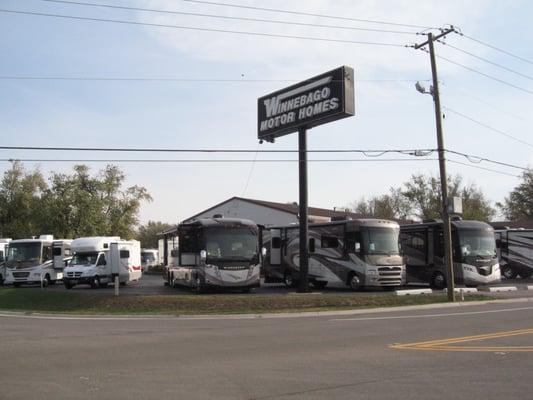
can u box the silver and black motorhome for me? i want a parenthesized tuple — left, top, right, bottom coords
(495, 229, 533, 279)
(262, 219, 405, 290)
(166, 218, 262, 292)
(400, 219, 501, 289)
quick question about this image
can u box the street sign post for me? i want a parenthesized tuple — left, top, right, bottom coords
(257, 66, 355, 292)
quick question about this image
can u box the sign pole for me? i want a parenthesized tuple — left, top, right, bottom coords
(298, 127, 310, 293)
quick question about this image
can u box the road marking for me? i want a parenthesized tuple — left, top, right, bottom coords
(391, 328, 533, 352)
(330, 306, 533, 322)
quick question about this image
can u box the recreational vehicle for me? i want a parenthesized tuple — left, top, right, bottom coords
(4, 236, 72, 287)
(495, 229, 533, 279)
(400, 219, 500, 288)
(0, 238, 12, 285)
(166, 218, 261, 292)
(262, 219, 406, 290)
(141, 249, 159, 272)
(63, 237, 141, 289)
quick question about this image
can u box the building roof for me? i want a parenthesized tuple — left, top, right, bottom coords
(184, 196, 366, 222)
(490, 220, 533, 230)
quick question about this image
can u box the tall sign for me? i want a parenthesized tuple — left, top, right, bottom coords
(258, 66, 355, 142)
(257, 66, 355, 292)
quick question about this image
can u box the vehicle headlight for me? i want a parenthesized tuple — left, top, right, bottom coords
(367, 270, 378, 276)
(33, 273, 41, 277)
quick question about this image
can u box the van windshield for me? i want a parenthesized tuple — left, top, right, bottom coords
(361, 227, 400, 255)
(6, 243, 42, 268)
(141, 253, 156, 262)
(204, 228, 258, 261)
(71, 252, 99, 266)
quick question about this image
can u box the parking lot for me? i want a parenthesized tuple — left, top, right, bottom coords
(2, 273, 533, 299)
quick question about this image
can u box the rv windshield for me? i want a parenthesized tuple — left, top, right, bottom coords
(458, 230, 496, 259)
(141, 253, 156, 263)
(204, 228, 258, 261)
(361, 227, 400, 255)
(70, 252, 99, 266)
(6, 243, 42, 268)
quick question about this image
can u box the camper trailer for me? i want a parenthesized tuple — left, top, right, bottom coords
(495, 229, 533, 279)
(165, 218, 261, 292)
(141, 249, 159, 272)
(4, 236, 72, 287)
(262, 219, 405, 290)
(400, 219, 500, 288)
(63, 237, 141, 289)
(0, 238, 12, 285)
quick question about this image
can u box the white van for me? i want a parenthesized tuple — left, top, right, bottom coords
(4, 236, 72, 287)
(141, 249, 159, 272)
(64, 237, 141, 289)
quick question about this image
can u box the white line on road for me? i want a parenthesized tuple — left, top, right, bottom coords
(330, 306, 533, 322)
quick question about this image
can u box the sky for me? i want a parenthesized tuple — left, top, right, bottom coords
(1, 0, 532, 224)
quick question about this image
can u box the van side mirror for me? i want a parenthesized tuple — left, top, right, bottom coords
(309, 238, 316, 253)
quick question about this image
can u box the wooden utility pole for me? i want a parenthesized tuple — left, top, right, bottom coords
(415, 28, 456, 302)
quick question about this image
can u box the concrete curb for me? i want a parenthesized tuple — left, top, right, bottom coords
(1, 297, 532, 321)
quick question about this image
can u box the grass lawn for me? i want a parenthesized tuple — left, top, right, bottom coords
(0, 289, 492, 315)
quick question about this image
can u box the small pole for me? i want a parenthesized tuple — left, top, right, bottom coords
(298, 127, 310, 293)
(114, 275, 119, 297)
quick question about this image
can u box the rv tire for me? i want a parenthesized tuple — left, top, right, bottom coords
(430, 272, 446, 290)
(283, 272, 298, 288)
(91, 276, 101, 289)
(347, 273, 363, 291)
(41, 275, 50, 287)
(501, 266, 518, 280)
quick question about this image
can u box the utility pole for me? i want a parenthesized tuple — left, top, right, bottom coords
(298, 127, 310, 293)
(414, 27, 456, 302)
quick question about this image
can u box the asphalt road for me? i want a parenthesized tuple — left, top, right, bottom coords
(1, 300, 532, 400)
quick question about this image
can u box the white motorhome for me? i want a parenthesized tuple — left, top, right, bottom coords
(0, 238, 12, 285)
(64, 237, 141, 289)
(262, 219, 406, 290)
(141, 249, 159, 272)
(4, 236, 72, 287)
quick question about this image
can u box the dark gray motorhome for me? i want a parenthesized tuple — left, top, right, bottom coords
(495, 229, 533, 279)
(262, 219, 405, 290)
(399, 219, 501, 289)
(165, 218, 262, 292)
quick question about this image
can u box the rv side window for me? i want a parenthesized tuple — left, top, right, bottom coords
(42, 246, 52, 261)
(120, 250, 130, 259)
(321, 236, 339, 248)
(53, 247, 62, 257)
(272, 237, 282, 249)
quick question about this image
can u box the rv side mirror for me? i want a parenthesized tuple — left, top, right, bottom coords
(355, 242, 361, 253)
(309, 238, 316, 253)
(200, 250, 207, 261)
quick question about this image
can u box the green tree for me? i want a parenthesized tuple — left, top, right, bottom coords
(497, 169, 533, 220)
(136, 221, 173, 248)
(0, 161, 47, 238)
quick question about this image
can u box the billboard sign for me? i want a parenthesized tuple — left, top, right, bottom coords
(257, 66, 355, 142)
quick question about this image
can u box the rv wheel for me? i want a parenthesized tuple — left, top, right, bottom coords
(283, 272, 297, 288)
(348, 273, 363, 291)
(41, 275, 50, 287)
(91, 276, 101, 289)
(430, 272, 446, 290)
(501, 266, 518, 280)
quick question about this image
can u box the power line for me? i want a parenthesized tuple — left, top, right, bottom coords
(432, 51, 533, 96)
(447, 159, 521, 177)
(457, 32, 533, 66)
(0, 9, 407, 47)
(177, 0, 433, 30)
(446, 149, 529, 171)
(0, 76, 421, 82)
(437, 40, 533, 81)
(0, 158, 439, 163)
(40, 0, 419, 35)
(443, 107, 533, 148)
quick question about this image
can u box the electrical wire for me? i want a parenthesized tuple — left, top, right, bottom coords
(177, 0, 433, 30)
(0, 9, 407, 47)
(445, 149, 528, 171)
(447, 159, 521, 177)
(437, 40, 533, 81)
(0, 158, 439, 163)
(443, 107, 533, 148)
(457, 32, 533, 66)
(0, 76, 422, 82)
(39, 0, 419, 35)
